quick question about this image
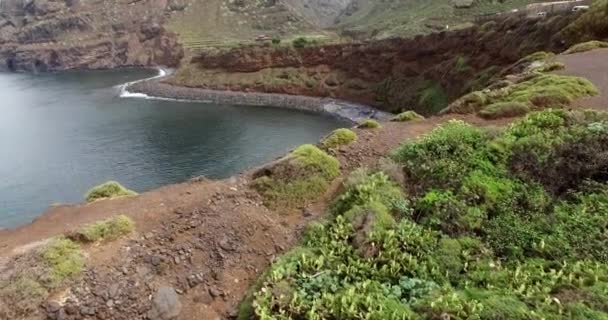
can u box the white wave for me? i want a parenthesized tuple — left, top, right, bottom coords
(118, 67, 168, 99)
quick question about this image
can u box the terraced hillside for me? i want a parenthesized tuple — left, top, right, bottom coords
(166, 0, 341, 51)
(166, 0, 546, 51)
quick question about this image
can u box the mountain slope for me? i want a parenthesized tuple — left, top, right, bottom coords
(336, 0, 542, 38)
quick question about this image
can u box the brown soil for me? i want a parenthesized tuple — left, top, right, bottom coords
(0, 114, 509, 320)
(557, 48, 608, 110)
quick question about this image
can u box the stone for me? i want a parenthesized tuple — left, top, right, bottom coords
(56, 308, 68, 320)
(46, 301, 62, 313)
(80, 306, 96, 316)
(147, 287, 182, 320)
(208, 287, 222, 298)
(218, 238, 233, 251)
(64, 304, 79, 315)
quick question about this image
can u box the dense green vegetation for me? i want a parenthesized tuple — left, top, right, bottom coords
(322, 128, 358, 149)
(246, 109, 608, 319)
(253, 144, 340, 210)
(85, 181, 137, 202)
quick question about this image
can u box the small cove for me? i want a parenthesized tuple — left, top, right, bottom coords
(0, 69, 349, 228)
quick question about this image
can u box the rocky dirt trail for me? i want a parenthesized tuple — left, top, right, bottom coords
(557, 48, 608, 110)
(0, 114, 504, 320)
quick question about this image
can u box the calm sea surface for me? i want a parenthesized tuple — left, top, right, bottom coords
(0, 69, 348, 227)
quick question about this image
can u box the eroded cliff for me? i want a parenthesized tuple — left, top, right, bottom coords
(169, 15, 578, 114)
(0, 0, 184, 71)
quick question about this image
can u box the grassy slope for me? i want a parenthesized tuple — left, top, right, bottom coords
(336, 0, 540, 38)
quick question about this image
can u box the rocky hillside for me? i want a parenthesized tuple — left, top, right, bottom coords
(0, 0, 552, 70)
(0, 0, 184, 72)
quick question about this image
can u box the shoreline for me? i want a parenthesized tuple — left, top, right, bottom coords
(123, 69, 393, 123)
(0, 67, 390, 237)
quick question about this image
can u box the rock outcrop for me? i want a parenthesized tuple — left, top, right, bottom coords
(0, 0, 183, 72)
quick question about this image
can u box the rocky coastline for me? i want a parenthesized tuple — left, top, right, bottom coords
(126, 77, 393, 123)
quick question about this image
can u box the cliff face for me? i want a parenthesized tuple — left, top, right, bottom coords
(172, 15, 576, 114)
(0, 0, 184, 72)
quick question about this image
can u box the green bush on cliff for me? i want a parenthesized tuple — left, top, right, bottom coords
(519, 51, 555, 63)
(247, 109, 608, 319)
(293, 37, 310, 48)
(322, 128, 358, 149)
(447, 73, 598, 116)
(253, 144, 340, 210)
(0, 276, 48, 317)
(392, 111, 425, 122)
(479, 102, 530, 119)
(418, 81, 449, 113)
(359, 119, 382, 129)
(85, 181, 137, 202)
(42, 237, 85, 287)
(500, 74, 598, 105)
(564, 40, 608, 54)
(79, 215, 135, 242)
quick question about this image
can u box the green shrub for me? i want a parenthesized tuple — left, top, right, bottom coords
(532, 61, 565, 73)
(0, 277, 48, 316)
(418, 81, 448, 113)
(331, 171, 405, 215)
(271, 37, 281, 45)
(454, 55, 471, 73)
(392, 120, 490, 194)
(249, 109, 608, 319)
(392, 111, 425, 122)
(253, 144, 340, 209)
(42, 238, 85, 287)
(322, 128, 357, 149)
(292, 37, 308, 48)
(446, 70, 597, 115)
(479, 102, 530, 119)
(79, 215, 135, 242)
(358, 119, 382, 129)
(564, 40, 608, 54)
(85, 181, 137, 202)
(446, 91, 488, 114)
(343, 201, 396, 234)
(500, 74, 598, 105)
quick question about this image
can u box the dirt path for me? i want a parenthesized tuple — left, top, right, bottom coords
(0, 114, 503, 320)
(557, 48, 608, 110)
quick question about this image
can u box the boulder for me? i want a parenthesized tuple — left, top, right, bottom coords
(147, 287, 182, 320)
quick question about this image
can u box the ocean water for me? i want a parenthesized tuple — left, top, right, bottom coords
(0, 69, 348, 227)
